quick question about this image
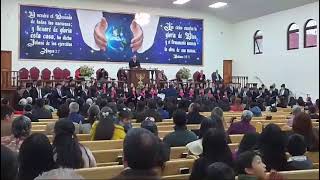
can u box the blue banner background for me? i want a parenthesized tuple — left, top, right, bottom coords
(20, 5, 203, 65)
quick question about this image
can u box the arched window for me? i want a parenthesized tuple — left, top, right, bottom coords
(254, 30, 263, 54)
(287, 23, 299, 50)
(304, 19, 317, 48)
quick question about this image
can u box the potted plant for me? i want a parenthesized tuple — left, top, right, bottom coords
(176, 67, 191, 82)
(79, 65, 94, 81)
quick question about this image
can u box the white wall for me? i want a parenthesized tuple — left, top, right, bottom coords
(1, 0, 233, 80)
(231, 2, 319, 99)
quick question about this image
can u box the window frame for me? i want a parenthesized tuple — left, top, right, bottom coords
(304, 19, 318, 48)
(254, 30, 263, 55)
(287, 23, 300, 50)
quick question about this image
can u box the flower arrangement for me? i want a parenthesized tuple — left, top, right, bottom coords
(79, 65, 94, 77)
(177, 67, 191, 80)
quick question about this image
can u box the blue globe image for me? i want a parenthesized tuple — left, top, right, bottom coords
(106, 26, 131, 53)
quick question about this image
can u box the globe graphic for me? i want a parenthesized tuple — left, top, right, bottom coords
(105, 26, 131, 53)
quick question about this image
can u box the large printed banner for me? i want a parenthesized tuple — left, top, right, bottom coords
(20, 5, 203, 65)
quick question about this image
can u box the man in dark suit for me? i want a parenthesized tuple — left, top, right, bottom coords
(65, 84, 77, 99)
(279, 84, 290, 106)
(76, 80, 88, 97)
(51, 83, 65, 109)
(31, 81, 46, 101)
(211, 70, 222, 84)
(129, 55, 141, 69)
(269, 85, 278, 103)
(22, 83, 33, 98)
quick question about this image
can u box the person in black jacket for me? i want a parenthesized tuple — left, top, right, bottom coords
(23, 104, 38, 122)
(31, 81, 46, 101)
(190, 128, 233, 180)
(138, 99, 162, 123)
(22, 83, 33, 99)
(31, 99, 52, 119)
(129, 55, 141, 69)
(112, 128, 161, 180)
(186, 103, 207, 124)
(287, 134, 313, 170)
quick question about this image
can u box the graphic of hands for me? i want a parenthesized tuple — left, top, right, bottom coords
(130, 20, 143, 52)
(94, 17, 144, 52)
(94, 17, 108, 51)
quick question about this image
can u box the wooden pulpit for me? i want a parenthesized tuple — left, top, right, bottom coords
(128, 68, 150, 88)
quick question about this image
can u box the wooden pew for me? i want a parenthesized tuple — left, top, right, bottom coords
(170, 147, 189, 159)
(81, 140, 123, 151)
(76, 165, 123, 179)
(38, 119, 58, 123)
(229, 134, 244, 144)
(47, 134, 91, 142)
(157, 124, 200, 131)
(162, 159, 195, 176)
(90, 144, 240, 166)
(277, 169, 319, 179)
(92, 149, 123, 166)
(31, 129, 47, 134)
(31, 125, 47, 130)
(76, 167, 319, 180)
(305, 152, 319, 163)
(32, 122, 52, 126)
(162, 174, 190, 180)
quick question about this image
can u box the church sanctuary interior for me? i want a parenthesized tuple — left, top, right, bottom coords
(1, 0, 319, 180)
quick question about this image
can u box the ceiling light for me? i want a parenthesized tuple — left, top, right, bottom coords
(209, 2, 228, 8)
(173, 0, 191, 5)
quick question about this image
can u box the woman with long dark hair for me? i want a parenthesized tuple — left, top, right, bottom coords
(91, 107, 126, 140)
(236, 132, 260, 157)
(87, 105, 100, 126)
(18, 133, 56, 180)
(190, 128, 233, 180)
(259, 124, 288, 171)
(53, 119, 96, 168)
(292, 112, 319, 152)
(186, 118, 216, 156)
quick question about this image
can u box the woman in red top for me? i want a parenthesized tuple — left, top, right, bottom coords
(178, 89, 185, 98)
(150, 85, 158, 99)
(110, 87, 117, 101)
(230, 98, 244, 112)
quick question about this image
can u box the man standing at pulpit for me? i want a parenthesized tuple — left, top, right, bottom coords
(129, 55, 141, 69)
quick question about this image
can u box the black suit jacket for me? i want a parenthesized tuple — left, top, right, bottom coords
(76, 85, 89, 97)
(31, 88, 46, 100)
(24, 112, 39, 122)
(51, 89, 65, 108)
(22, 90, 32, 98)
(65, 89, 77, 99)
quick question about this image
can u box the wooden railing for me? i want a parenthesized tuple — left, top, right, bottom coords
(232, 76, 248, 87)
(1, 70, 19, 90)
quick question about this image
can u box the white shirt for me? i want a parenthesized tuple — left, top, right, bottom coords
(57, 89, 62, 97)
(70, 89, 75, 97)
(186, 139, 203, 156)
(37, 88, 42, 98)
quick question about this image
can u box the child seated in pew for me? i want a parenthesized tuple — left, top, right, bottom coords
(287, 134, 314, 170)
(236, 151, 285, 180)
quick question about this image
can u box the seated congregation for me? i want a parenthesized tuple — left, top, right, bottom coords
(1, 83, 319, 179)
